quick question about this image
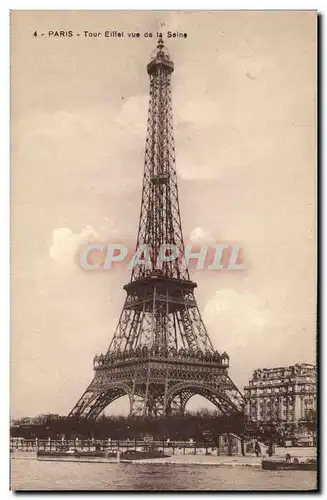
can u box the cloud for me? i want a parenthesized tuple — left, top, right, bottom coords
(177, 161, 221, 181)
(116, 95, 148, 133)
(49, 226, 98, 265)
(204, 289, 274, 350)
(203, 288, 315, 376)
(189, 227, 213, 243)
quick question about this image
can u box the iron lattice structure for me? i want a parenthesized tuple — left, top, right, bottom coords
(70, 38, 244, 418)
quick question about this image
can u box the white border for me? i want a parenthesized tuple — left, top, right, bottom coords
(4, 1, 327, 9)
(3, 2, 324, 498)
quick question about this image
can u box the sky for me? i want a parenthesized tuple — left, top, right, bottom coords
(11, 10, 316, 418)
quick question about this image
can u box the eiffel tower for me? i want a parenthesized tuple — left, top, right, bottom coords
(70, 37, 244, 418)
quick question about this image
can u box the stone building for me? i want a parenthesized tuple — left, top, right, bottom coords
(244, 363, 316, 425)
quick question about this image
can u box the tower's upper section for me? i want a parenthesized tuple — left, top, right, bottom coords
(147, 36, 174, 75)
(131, 36, 188, 283)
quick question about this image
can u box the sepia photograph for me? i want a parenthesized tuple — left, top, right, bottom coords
(10, 10, 317, 491)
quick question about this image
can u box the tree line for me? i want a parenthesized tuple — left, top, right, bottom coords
(10, 409, 316, 445)
(11, 410, 244, 441)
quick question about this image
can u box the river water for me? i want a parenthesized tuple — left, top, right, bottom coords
(11, 458, 317, 491)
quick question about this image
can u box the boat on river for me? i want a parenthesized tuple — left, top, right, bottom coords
(120, 449, 170, 460)
(262, 457, 316, 471)
(37, 449, 116, 459)
(37, 448, 171, 462)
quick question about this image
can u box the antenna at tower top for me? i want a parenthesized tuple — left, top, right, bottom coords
(157, 34, 164, 51)
(148, 34, 174, 74)
(154, 34, 169, 59)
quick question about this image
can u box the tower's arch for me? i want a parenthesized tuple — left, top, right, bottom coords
(166, 382, 243, 416)
(70, 382, 133, 419)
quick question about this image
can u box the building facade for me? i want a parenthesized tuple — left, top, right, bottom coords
(244, 364, 316, 425)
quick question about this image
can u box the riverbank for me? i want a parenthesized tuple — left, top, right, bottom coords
(11, 451, 262, 468)
(128, 455, 262, 467)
